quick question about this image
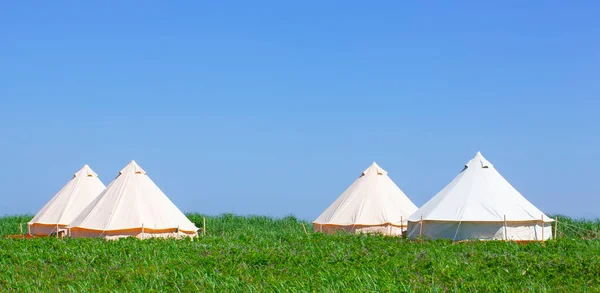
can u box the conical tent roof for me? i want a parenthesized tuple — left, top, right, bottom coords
(69, 160, 198, 233)
(29, 165, 106, 227)
(314, 162, 418, 226)
(408, 152, 553, 223)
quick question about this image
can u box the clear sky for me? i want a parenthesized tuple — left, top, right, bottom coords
(1, 1, 598, 220)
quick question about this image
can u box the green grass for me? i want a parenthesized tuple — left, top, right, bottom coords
(1, 214, 599, 292)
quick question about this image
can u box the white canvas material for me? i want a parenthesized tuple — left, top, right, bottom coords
(69, 160, 198, 239)
(28, 165, 106, 236)
(407, 152, 553, 241)
(313, 162, 418, 235)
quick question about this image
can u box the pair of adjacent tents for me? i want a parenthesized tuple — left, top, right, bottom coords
(28, 161, 198, 239)
(313, 152, 553, 241)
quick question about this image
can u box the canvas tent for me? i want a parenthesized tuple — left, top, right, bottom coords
(407, 152, 553, 241)
(313, 162, 418, 235)
(28, 165, 106, 236)
(69, 160, 198, 239)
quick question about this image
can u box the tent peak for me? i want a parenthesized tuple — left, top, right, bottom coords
(75, 164, 98, 178)
(465, 152, 493, 169)
(361, 162, 387, 176)
(119, 160, 147, 175)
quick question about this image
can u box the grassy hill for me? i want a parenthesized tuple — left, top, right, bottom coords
(1, 214, 599, 292)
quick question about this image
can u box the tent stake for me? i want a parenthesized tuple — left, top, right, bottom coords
(554, 216, 558, 240)
(302, 223, 308, 236)
(203, 217, 206, 236)
(19, 223, 23, 236)
(503, 215, 508, 241)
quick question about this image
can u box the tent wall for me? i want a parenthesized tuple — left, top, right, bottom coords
(313, 224, 405, 236)
(70, 228, 197, 240)
(28, 223, 67, 236)
(406, 221, 553, 241)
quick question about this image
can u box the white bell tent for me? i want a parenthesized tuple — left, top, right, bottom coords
(69, 160, 198, 239)
(407, 152, 553, 241)
(28, 165, 106, 236)
(313, 162, 418, 235)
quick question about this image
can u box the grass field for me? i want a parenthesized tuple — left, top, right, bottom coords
(1, 214, 600, 292)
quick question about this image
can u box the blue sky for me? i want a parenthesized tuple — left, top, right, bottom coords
(1, 1, 598, 219)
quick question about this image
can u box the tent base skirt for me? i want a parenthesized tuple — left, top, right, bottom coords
(406, 220, 553, 241)
(28, 223, 68, 236)
(313, 223, 405, 236)
(70, 228, 198, 240)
